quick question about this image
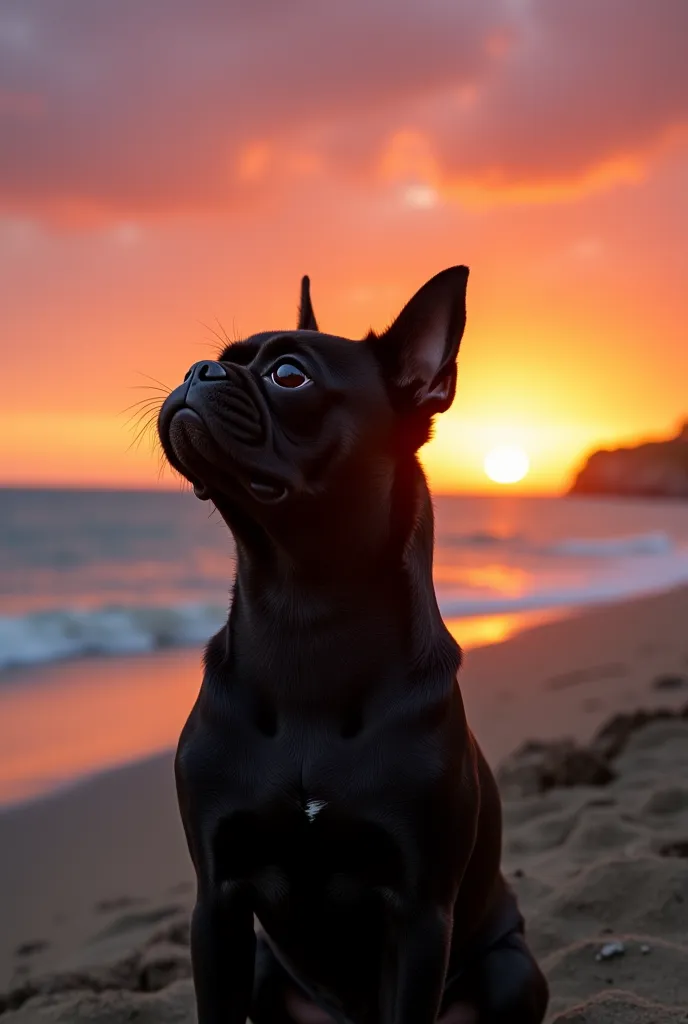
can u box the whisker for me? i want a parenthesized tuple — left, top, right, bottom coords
(127, 426, 154, 454)
(127, 410, 160, 452)
(215, 317, 233, 344)
(126, 410, 160, 436)
(124, 396, 162, 411)
(135, 371, 173, 393)
(124, 408, 161, 427)
(156, 448, 171, 483)
(131, 429, 158, 455)
(136, 406, 160, 430)
(198, 319, 230, 353)
(121, 397, 163, 417)
(124, 401, 163, 429)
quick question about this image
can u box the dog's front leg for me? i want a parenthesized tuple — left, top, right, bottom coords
(190, 884, 256, 1024)
(387, 904, 453, 1024)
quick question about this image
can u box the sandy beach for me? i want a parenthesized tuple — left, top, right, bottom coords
(1, 586, 688, 1022)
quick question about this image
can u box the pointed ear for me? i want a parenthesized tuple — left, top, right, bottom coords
(297, 275, 318, 331)
(369, 266, 469, 415)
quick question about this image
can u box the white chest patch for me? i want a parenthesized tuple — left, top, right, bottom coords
(304, 799, 327, 822)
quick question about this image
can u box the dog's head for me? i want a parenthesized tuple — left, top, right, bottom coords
(157, 267, 468, 551)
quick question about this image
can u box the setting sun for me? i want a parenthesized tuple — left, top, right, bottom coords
(483, 445, 530, 485)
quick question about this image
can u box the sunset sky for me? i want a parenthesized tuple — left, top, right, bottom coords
(1, 0, 687, 493)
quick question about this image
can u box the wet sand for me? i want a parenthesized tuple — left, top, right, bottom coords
(0, 610, 564, 809)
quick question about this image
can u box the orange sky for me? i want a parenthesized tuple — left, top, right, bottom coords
(1, 1, 687, 494)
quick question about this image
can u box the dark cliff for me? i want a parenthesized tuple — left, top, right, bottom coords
(569, 423, 688, 498)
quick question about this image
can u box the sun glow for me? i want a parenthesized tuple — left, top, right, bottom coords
(483, 445, 530, 485)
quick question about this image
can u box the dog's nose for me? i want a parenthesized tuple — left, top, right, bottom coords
(184, 360, 227, 384)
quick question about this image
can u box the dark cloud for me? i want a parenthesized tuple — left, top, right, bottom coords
(0, 0, 686, 221)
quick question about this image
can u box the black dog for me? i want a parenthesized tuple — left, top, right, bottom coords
(157, 268, 548, 1024)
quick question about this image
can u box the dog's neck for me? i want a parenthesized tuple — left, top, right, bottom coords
(208, 460, 461, 698)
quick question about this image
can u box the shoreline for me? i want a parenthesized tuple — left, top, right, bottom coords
(2, 585, 688, 812)
(0, 607, 568, 811)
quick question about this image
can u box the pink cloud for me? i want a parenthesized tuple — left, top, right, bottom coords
(0, 0, 686, 223)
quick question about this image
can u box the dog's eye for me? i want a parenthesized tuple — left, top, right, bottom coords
(270, 362, 310, 389)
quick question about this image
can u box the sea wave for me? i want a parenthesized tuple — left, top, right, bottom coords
(443, 529, 675, 559)
(550, 531, 674, 558)
(2, 535, 688, 671)
(0, 603, 227, 671)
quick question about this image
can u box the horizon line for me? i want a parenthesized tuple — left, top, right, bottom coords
(0, 481, 567, 499)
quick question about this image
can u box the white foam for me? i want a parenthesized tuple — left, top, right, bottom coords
(550, 531, 674, 558)
(0, 603, 227, 671)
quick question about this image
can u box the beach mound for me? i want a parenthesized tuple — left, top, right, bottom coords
(501, 704, 688, 1022)
(569, 422, 688, 498)
(2, 707, 688, 1023)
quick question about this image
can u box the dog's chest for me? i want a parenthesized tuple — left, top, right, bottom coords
(210, 782, 408, 921)
(180, 695, 453, 910)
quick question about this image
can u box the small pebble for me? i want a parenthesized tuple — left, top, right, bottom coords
(15, 939, 49, 957)
(651, 674, 688, 691)
(640, 944, 651, 954)
(596, 940, 625, 962)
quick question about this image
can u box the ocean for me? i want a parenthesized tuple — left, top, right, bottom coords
(2, 487, 688, 672)
(2, 487, 688, 807)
